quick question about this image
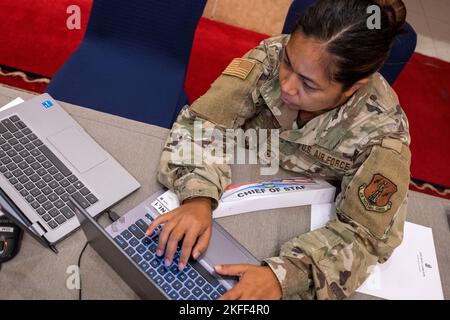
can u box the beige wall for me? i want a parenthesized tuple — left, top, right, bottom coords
(203, 0, 293, 35)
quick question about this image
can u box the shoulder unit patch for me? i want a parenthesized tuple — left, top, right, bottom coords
(358, 174, 397, 213)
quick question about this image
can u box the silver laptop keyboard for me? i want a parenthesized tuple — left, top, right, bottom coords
(0, 115, 98, 230)
(114, 214, 228, 300)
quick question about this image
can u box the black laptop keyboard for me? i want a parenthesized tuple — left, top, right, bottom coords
(113, 214, 228, 300)
(0, 115, 98, 230)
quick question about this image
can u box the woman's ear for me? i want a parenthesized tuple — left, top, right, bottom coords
(343, 78, 370, 98)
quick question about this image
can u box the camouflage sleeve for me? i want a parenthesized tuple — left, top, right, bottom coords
(263, 140, 411, 299)
(157, 39, 275, 208)
(157, 107, 234, 209)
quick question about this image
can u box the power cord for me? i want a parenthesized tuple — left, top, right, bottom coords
(107, 209, 121, 222)
(77, 209, 119, 300)
(77, 241, 89, 300)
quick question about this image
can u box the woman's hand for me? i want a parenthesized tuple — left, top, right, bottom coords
(145, 197, 212, 271)
(215, 264, 282, 300)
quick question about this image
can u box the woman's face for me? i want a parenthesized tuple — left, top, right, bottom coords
(278, 32, 361, 117)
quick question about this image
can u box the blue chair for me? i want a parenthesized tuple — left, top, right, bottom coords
(282, 0, 417, 85)
(46, 0, 206, 128)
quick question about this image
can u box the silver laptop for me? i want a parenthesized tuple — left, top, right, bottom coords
(0, 93, 140, 247)
(71, 189, 260, 300)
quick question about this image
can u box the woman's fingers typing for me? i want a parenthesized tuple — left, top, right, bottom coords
(192, 225, 212, 259)
(178, 229, 199, 270)
(145, 211, 174, 236)
(143, 197, 213, 270)
(163, 226, 185, 266)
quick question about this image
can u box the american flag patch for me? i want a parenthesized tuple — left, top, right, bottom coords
(222, 58, 256, 80)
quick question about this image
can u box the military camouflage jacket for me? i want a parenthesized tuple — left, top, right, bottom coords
(158, 35, 411, 300)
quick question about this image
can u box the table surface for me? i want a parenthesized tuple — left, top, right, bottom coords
(0, 84, 449, 300)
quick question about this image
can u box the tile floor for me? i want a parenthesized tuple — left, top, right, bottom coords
(404, 0, 450, 62)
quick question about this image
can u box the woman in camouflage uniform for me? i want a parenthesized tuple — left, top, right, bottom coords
(146, 0, 411, 300)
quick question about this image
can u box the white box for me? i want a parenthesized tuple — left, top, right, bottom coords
(213, 177, 336, 218)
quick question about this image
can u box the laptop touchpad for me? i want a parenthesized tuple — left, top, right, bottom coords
(47, 127, 108, 173)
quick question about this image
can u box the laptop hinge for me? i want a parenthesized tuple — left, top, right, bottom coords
(31, 221, 47, 236)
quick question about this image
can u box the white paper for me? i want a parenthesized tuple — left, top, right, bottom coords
(150, 190, 180, 215)
(310, 207, 444, 300)
(0, 97, 24, 111)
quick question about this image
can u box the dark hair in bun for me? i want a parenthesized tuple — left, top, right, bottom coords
(375, 0, 407, 34)
(294, 0, 408, 90)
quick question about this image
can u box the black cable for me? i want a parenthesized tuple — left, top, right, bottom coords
(77, 241, 89, 300)
(76, 211, 113, 300)
(107, 210, 121, 222)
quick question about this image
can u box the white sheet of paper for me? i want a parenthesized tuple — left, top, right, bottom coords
(310, 206, 444, 300)
(0, 97, 24, 111)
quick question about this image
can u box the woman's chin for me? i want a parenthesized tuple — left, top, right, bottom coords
(285, 103, 302, 111)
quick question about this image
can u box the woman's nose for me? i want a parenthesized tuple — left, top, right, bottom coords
(280, 73, 299, 96)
